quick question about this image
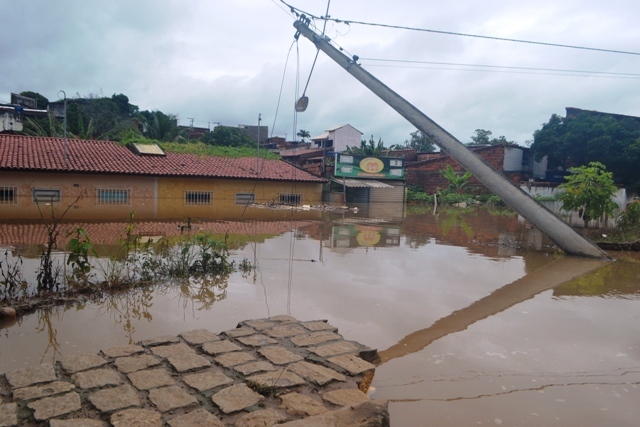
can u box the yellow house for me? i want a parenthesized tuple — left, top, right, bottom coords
(0, 135, 325, 220)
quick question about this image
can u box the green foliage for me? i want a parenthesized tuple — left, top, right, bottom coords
(297, 129, 310, 142)
(23, 113, 66, 138)
(159, 141, 279, 159)
(557, 162, 618, 227)
(0, 249, 25, 297)
(346, 135, 396, 156)
(406, 185, 432, 203)
(618, 201, 640, 229)
(20, 91, 49, 109)
(404, 130, 436, 153)
(467, 129, 515, 146)
(440, 164, 472, 192)
(202, 126, 255, 147)
(66, 228, 97, 283)
(531, 111, 640, 189)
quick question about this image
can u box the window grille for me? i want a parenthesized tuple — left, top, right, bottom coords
(235, 193, 255, 205)
(97, 189, 130, 205)
(279, 193, 302, 205)
(0, 187, 17, 205)
(32, 189, 61, 203)
(185, 191, 212, 206)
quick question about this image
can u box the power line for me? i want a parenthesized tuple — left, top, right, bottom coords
(359, 58, 640, 79)
(278, 0, 640, 56)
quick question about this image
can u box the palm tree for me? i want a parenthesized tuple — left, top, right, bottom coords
(297, 129, 310, 142)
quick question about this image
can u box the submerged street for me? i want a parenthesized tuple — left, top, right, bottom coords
(1, 206, 639, 426)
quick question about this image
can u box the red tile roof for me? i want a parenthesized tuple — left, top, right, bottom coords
(0, 135, 325, 182)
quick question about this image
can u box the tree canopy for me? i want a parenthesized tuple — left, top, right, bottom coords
(531, 111, 640, 188)
(403, 130, 436, 152)
(467, 129, 515, 146)
(346, 135, 395, 156)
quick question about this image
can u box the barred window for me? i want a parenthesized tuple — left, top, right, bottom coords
(185, 191, 212, 206)
(235, 193, 255, 205)
(32, 189, 61, 203)
(279, 193, 302, 205)
(0, 187, 17, 205)
(97, 189, 130, 205)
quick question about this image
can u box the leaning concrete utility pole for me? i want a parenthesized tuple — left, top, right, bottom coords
(293, 18, 610, 259)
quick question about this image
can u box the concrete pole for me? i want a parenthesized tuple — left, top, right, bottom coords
(294, 20, 610, 259)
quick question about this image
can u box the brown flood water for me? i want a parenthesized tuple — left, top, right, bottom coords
(1, 205, 639, 426)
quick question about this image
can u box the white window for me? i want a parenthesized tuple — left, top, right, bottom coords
(390, 159, 403, 167)
(185, 191, 212, 206)
(340, 155, 353, 164)
(32, 189, 60, 203)
(0, 187, 17, 205)
(341, 166, 353, 174)
(235, 193, 255, 205)
(97, 189, 130, 205)
(279, 193, 302, 205)
(389, 169, 403, 176)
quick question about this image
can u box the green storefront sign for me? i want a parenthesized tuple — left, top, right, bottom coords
(334, 153, 404, 179)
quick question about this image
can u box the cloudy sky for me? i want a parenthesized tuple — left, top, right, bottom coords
(2, 0, 639, 145)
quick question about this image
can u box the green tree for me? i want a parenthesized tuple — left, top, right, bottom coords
(557, 162, 618, 228)
(201, 125, 254, 147)
(138, 110, 185, 142)
(404, 130, 436, 152)
(297, 129, 310, 142)
(440, 164, 472, 193)
(346, 135, 396, 156)
(468, 129, 515, 146)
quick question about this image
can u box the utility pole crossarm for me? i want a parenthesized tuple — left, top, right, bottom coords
(293, 19, 610, 259)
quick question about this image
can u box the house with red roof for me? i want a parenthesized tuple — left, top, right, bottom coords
(0, 135, 325, 220)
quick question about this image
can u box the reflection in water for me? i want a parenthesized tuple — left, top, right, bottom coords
(96, 289, 155, 345)
(378, 257, 610, 365)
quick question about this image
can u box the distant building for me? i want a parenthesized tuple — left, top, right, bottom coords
(311, 124, 362, 153)
(238, 124, 268, 144)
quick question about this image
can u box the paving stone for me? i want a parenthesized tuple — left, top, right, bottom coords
(0, 403, 17, 427)
(12, 381, 75, 401)
(88, 385, 141, 412)
(114, 354, 161, 374)
(167, 353, 211, 373)
(148, 385, 198, 413)
(72, 368, 121, 389)
(128, 369, 174, 390)
(211, 384, 264, 414)
(322, 389, 370, 407)
(289, 332, 342, 347)
(140, 335, 180, 347)
(246, 370, 306, 388)
(236, 334, 277, 347)
(278, 400, 389, 427)
(268, 315, 298, 323)
(264, 324, 307, 338)
(27, 392, 81, 421)
(182, 370, 233, 392)
(111, 408, 162, 427)
(280, 392, 327, 416)
(328, 354, 375, 375)
(288, 361, 346, 386)
(258, 346, 304, 365)
(233, 361, 277, 375)
(5, 364, 57, 388)
(168, 408, 224, 427)
(234, 408, 288, 427)
(50, 419, 107, 427)
(179, 329, 221, 345)
(309, 341, 359, 358)
(151, 343, 195, 358)
(242, 319, 276, 331)
(202, 340, 242, 355)
(214, 351, 256, 367)
(223, 327, 256, 338)
(102, 344, 144, 359)
(300, 321, 338, 332)
(59, 354, 108, 374)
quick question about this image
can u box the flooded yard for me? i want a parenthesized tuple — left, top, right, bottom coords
(1, 206, 639, 426)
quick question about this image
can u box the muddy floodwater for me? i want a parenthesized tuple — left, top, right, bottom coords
(1, 206, 639, 426)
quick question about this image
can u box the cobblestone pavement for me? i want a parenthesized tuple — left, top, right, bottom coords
(0, 316, 388, 426)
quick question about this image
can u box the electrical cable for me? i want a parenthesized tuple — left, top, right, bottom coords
(279, 0, 640, 56)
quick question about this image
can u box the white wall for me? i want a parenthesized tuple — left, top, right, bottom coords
(331, 125, 362, 152)
(1, 112, 23, 132)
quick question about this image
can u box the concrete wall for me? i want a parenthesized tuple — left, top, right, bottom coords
(331, 126, 362, 153)
(503, 147, 523, 171)
(0, 171, 322, 220)
(1, 112, 23, 132)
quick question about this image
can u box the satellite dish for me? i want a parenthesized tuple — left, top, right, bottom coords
(295, 96, 309, 112)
